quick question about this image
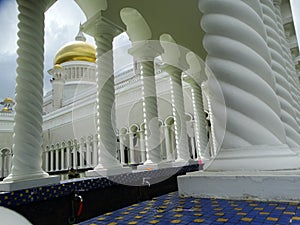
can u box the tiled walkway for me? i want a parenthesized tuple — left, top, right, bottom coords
(79, 192, 300, 225)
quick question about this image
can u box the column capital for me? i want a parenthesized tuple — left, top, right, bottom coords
(128, 41, 163, 61)
(162, 64, 182, 78)
(82, 13, 124, 38)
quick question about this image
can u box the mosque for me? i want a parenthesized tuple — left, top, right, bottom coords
(1, 0, 300, 224)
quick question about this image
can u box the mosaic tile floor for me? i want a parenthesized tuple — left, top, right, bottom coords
(78, 192, 300, 225)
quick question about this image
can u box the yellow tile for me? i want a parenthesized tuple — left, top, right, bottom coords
(108, 223, 117, 225)
(275, 207, 285, 210)
(157, 209, 164, 213)
(194, 213, 203, 217)
(154, 215, 163, 218)
(234, 208, 242, 211)
(132, 204, 139, 206)
(214, 208, 223, 211)
(249, 204, 257, 206)
(97, 217, 106, 221)
(139, 211, 147, 214)
(128, 222, 138, 225)
(122, 212, 130, 215)
(159, 205, 167, 209)
(171, 220, 181, 224)
(292, 216, 300, 220)
(174, 214, 183, 218)
(127, 208, 135, 211)
(231, 204, 238, 206)
(267, 217, 279, 221)
(215, 212, 225, 216)
(259, 212, 270, 215)
(283, 212, 295, 215)
(193, 219, 205, 223)
(237, 212, 247, 216)
(104, 212, 113, 215)
(289, 202, 298, 205)
(149, 220, 160, 224)
(115, 217, 124, 220)
(254, 207, 263, 210)
(89, 224, 97, 225)
(241, 218, 253, 222)
(173, 208, 183, 212)
(217, 218, 228, 222)
(134, 216, 143, 219)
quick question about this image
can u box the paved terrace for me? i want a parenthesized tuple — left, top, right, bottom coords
(79, 192, 300, 225)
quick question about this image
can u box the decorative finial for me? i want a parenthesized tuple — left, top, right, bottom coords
(75, 23, 86, 42)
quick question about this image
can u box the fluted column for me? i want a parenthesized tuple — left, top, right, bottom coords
(260, 0, 300, 147)
(198, 0, 300, 171)
(1, 0, 58, 188)
(129, 42, 167, 169)
(85, 18, 131, 176)
(164, 65, 190, 164)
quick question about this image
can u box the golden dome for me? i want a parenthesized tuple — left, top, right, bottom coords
(3, 97, 13, 103)
(53, 41, 96, 65)
(1, 107, 10, 113)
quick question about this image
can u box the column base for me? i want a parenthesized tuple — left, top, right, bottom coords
(178, 170, 300, 201)
(172, 159, 199, 167)
(137, 161, 172, 171)
(205, 144, 300, 171)
(85, 166, 132, 177)
(0, 175, 60, 192)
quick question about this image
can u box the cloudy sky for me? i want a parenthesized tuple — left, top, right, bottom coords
(0, 0, 299, 101)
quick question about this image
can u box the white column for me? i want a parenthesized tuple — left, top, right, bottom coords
(79, 138, 84, 168)
(129, 42, 166, 169)
(45, 147, 49, 172)
(260, 0, 300, 147)
(184, 76, 210, 160)
(55, 144, 59, 171)
(85, 18, 131, 176)
(73, 140, 78, 169)
(119, 133, 126, 165)
(139, 129, 146, 163)
(129, 133, 137, 165)
(66, 141, 71, 169)
(92, 135, 98, 167)
(163, 125, 173, 161)
(61, 143, 65, 170)
(164, 66, 191, 165)
(50, 145, 54, 172)
(1, 0, 58, 189)
(86, 136, 91, 167)
(197, 0, 300, 171)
